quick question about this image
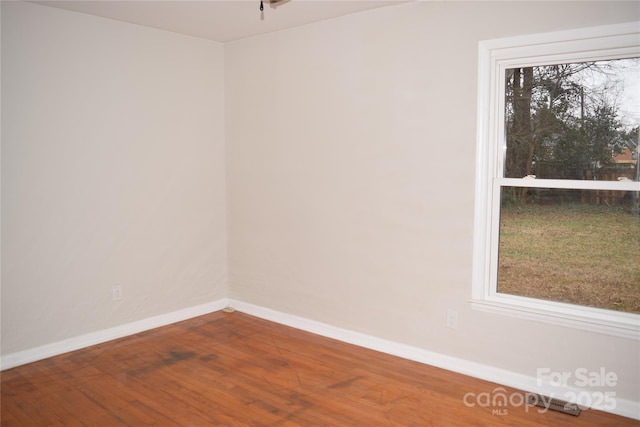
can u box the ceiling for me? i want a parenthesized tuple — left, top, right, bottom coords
(31, 0, 408, 42)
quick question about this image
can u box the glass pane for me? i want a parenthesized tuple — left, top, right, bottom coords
(497, 187, 640, 313)
(504, 58, 639, 181)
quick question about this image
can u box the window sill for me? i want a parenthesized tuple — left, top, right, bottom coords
(470, 295, 640, 340)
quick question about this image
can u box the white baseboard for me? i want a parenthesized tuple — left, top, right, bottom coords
(0, 299, 228, 371)
(228, 299, 640, 421)
(2, 297, 638, 420)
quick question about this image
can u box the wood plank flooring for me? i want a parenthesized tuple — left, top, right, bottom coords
(1, 311, 638, 426)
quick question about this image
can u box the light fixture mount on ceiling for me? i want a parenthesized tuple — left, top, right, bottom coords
(260, 0, 289, 12)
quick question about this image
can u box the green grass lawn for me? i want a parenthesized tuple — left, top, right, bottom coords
(498, 203, 640, 314)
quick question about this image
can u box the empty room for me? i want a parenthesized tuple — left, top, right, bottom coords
(1, 0, 639, 425)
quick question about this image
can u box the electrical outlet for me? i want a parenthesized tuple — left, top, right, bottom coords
(446, 309, 458, 329)
(112, 284, 122, 301)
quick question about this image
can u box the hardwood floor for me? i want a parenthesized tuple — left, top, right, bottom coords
(1, 311, 638, 426)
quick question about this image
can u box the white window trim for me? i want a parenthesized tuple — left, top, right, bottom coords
(472, 22, 640, 340)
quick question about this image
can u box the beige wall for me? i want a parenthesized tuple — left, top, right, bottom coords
(225, 1, 640, 403)
(1, 2, 227, 353)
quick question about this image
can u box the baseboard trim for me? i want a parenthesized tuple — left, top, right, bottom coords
(2, 297, 638, 420)
(228, 299, 640, 421)
(0, 299, 228, 371)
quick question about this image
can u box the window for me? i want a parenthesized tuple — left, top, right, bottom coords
(472, 22, 640, 339)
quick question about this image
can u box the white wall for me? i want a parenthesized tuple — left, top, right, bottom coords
(1, 2, 227, 354)
(226, 0, 640, 407)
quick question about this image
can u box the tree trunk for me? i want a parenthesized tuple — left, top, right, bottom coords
(508, 67, 534, 202)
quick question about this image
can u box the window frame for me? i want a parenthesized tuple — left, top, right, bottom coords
(472, 22, 640, 340)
